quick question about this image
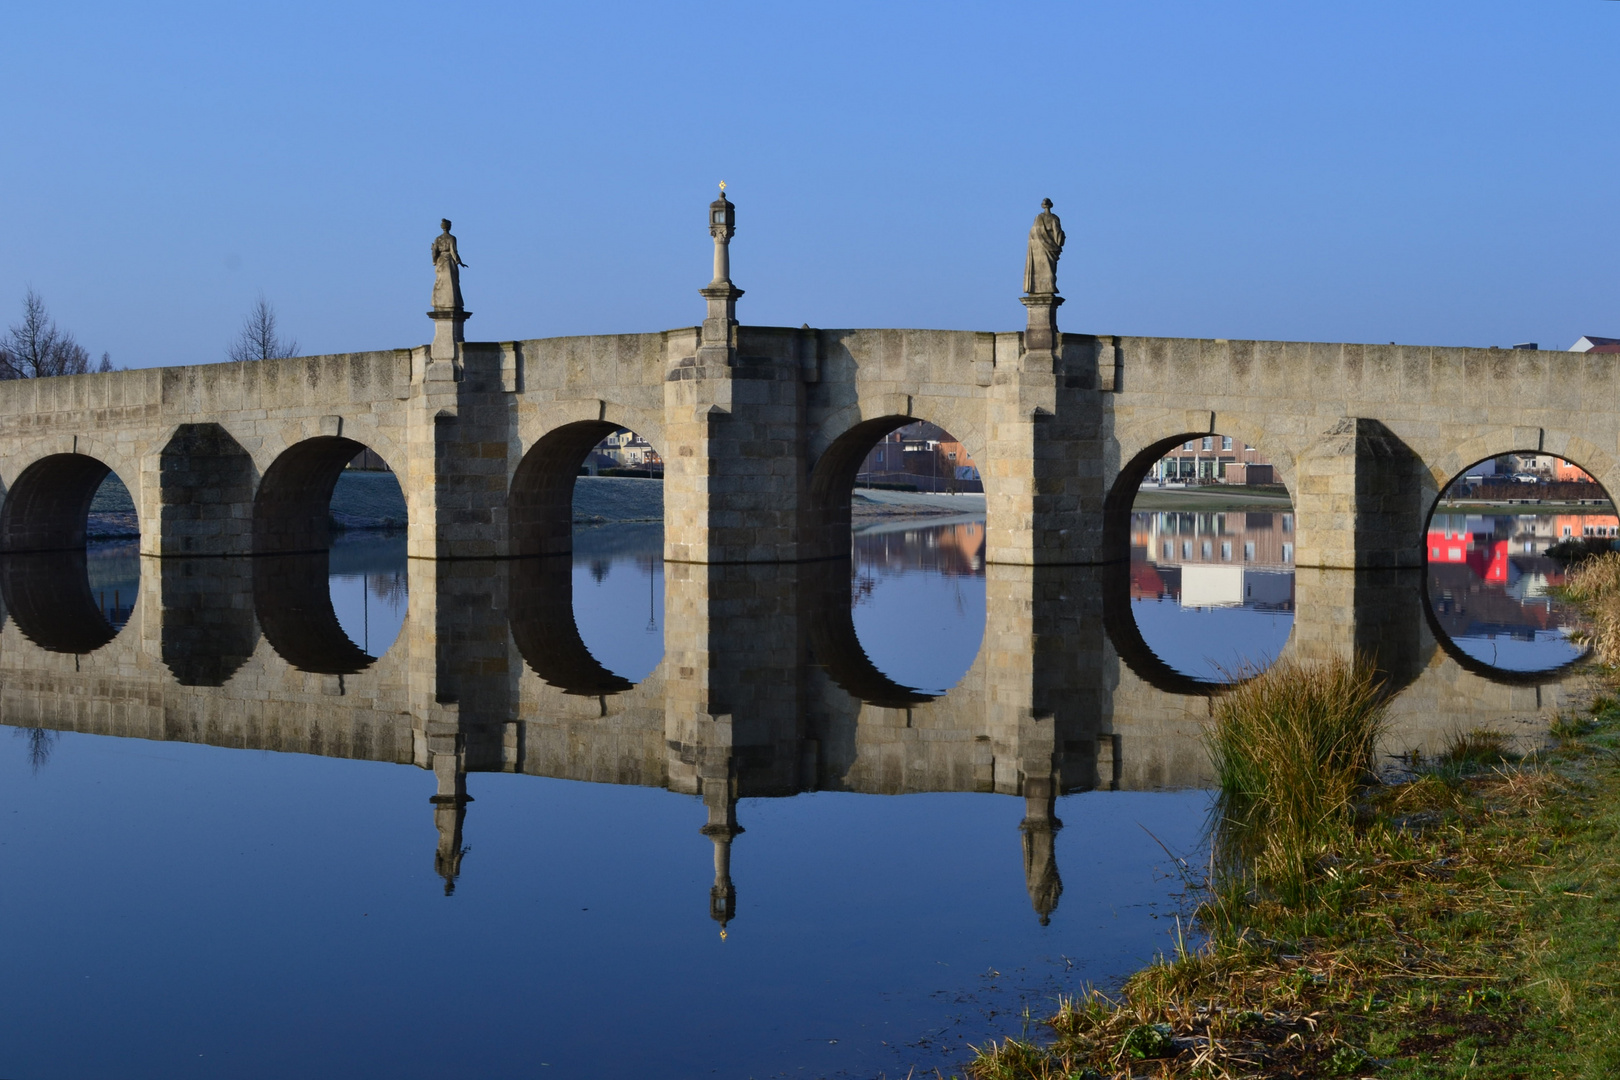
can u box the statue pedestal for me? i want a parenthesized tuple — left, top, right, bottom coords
(1020, 294, 1063, 358)
(699, 282, 744, 361)
(428, 308, 471, 364)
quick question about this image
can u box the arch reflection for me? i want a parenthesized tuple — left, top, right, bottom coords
(1424, 453, 1613, 676)
(510, 555, 636, 696)
(1120, 433, 1296, 685)
(253, 553, 379, 675)
(0, 546, 137, 654)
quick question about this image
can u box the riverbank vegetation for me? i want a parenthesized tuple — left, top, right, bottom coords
(966, 655, 1620, 1079)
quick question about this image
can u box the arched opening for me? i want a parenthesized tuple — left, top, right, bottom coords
(1423, 452, 1613, 676)
(509, 557, 636, 695)
(1114, 432, 1295, 684)
(811, 417, 987, 697)
(1, 453, 139, 553)
(0, 454, 141, 655)
(253, 438, 409, 667)
(510, 422, 665, 687)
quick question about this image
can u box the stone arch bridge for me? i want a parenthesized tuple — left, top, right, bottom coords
(0, 200, 1612, 571)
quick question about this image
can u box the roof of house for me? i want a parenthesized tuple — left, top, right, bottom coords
(1571, 335, 1620, 353)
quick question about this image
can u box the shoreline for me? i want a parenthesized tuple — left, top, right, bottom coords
(966, 669, 1620, 1079)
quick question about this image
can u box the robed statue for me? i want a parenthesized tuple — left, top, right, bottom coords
(431, 219, 468, 311)
(1023, 199, 1064, 295)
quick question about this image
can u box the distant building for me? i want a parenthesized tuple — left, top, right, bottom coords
(1570, 336, 1620, 354)
(857, 421, 982, 492)
(587, 428, 663, 473)
(1147, 437, 1275, 484)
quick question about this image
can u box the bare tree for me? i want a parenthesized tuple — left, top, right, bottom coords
(228, 295, 298, 362)
(0, 290, 91, 379)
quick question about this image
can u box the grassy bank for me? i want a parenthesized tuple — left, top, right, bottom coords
(966, 659, 1620, 1079)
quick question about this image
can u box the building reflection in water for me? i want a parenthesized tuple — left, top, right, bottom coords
(0, 516, 1595, 933)
(1127, 511, 1295, 681)
(1425, 513, 1604, 672)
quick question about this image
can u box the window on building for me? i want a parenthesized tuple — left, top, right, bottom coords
(1183, 540, 1193, 559)
(1201, 540, 1213, 559)
(1221, 436, 1233, 450)
(1244, 444, 1254, 452)
(1184, 441, 1195, 451)
(1281, 514, 1292, 533)
(1244, 541, 1255, 561)
(1202, 436, 1213, 451)
(1281, 542, 1293, 563)
(1221, 541, 1232, 561)
(1163, 541, 1173, 560)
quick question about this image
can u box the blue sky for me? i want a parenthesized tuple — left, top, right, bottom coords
(4, 1, 1616, 368)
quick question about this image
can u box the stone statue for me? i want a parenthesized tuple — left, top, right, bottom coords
(1023, 198, 1065, 296)
(431, 219, 468, 311)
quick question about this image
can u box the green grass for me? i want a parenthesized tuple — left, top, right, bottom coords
(963, 676, 1620, 1079)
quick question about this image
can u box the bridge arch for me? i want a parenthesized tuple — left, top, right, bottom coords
(252, 435, 404, 555)
(807, 412, 988, 559)
(509, 555, 639, 695)
(1426, 431, 1619, 504)
(252, 553, 381, 674)
(510, 419, 665, 557)
(1102, 421, 1289, 564)
(1421, 446, 1614, 678)
(0, 436, 142, 553)
(0, 551, 130, 654)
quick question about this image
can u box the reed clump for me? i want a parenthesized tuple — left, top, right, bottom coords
(1207, 656, 1388, 905)
(1561, 550, 1620, 665)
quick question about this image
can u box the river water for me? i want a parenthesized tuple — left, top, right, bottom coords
(0, 497, 1601, 1078)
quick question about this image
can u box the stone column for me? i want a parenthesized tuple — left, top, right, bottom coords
(663, 190, 810, 564)
(1293, 417, 1433, 570)
(984, 238, 1100, 565)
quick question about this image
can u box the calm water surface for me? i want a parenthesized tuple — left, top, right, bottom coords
(0, 501, 1595, 1078)
(0, 517, 1210, 1080)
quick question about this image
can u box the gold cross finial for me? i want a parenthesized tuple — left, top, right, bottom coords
(718, 181, 727, 192)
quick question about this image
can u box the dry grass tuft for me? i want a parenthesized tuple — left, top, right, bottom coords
(1561, 551, 1620, 664)
(1207, 656, 1388, 904)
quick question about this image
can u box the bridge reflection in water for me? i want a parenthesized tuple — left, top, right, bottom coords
(0, 547, 1581, 929)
